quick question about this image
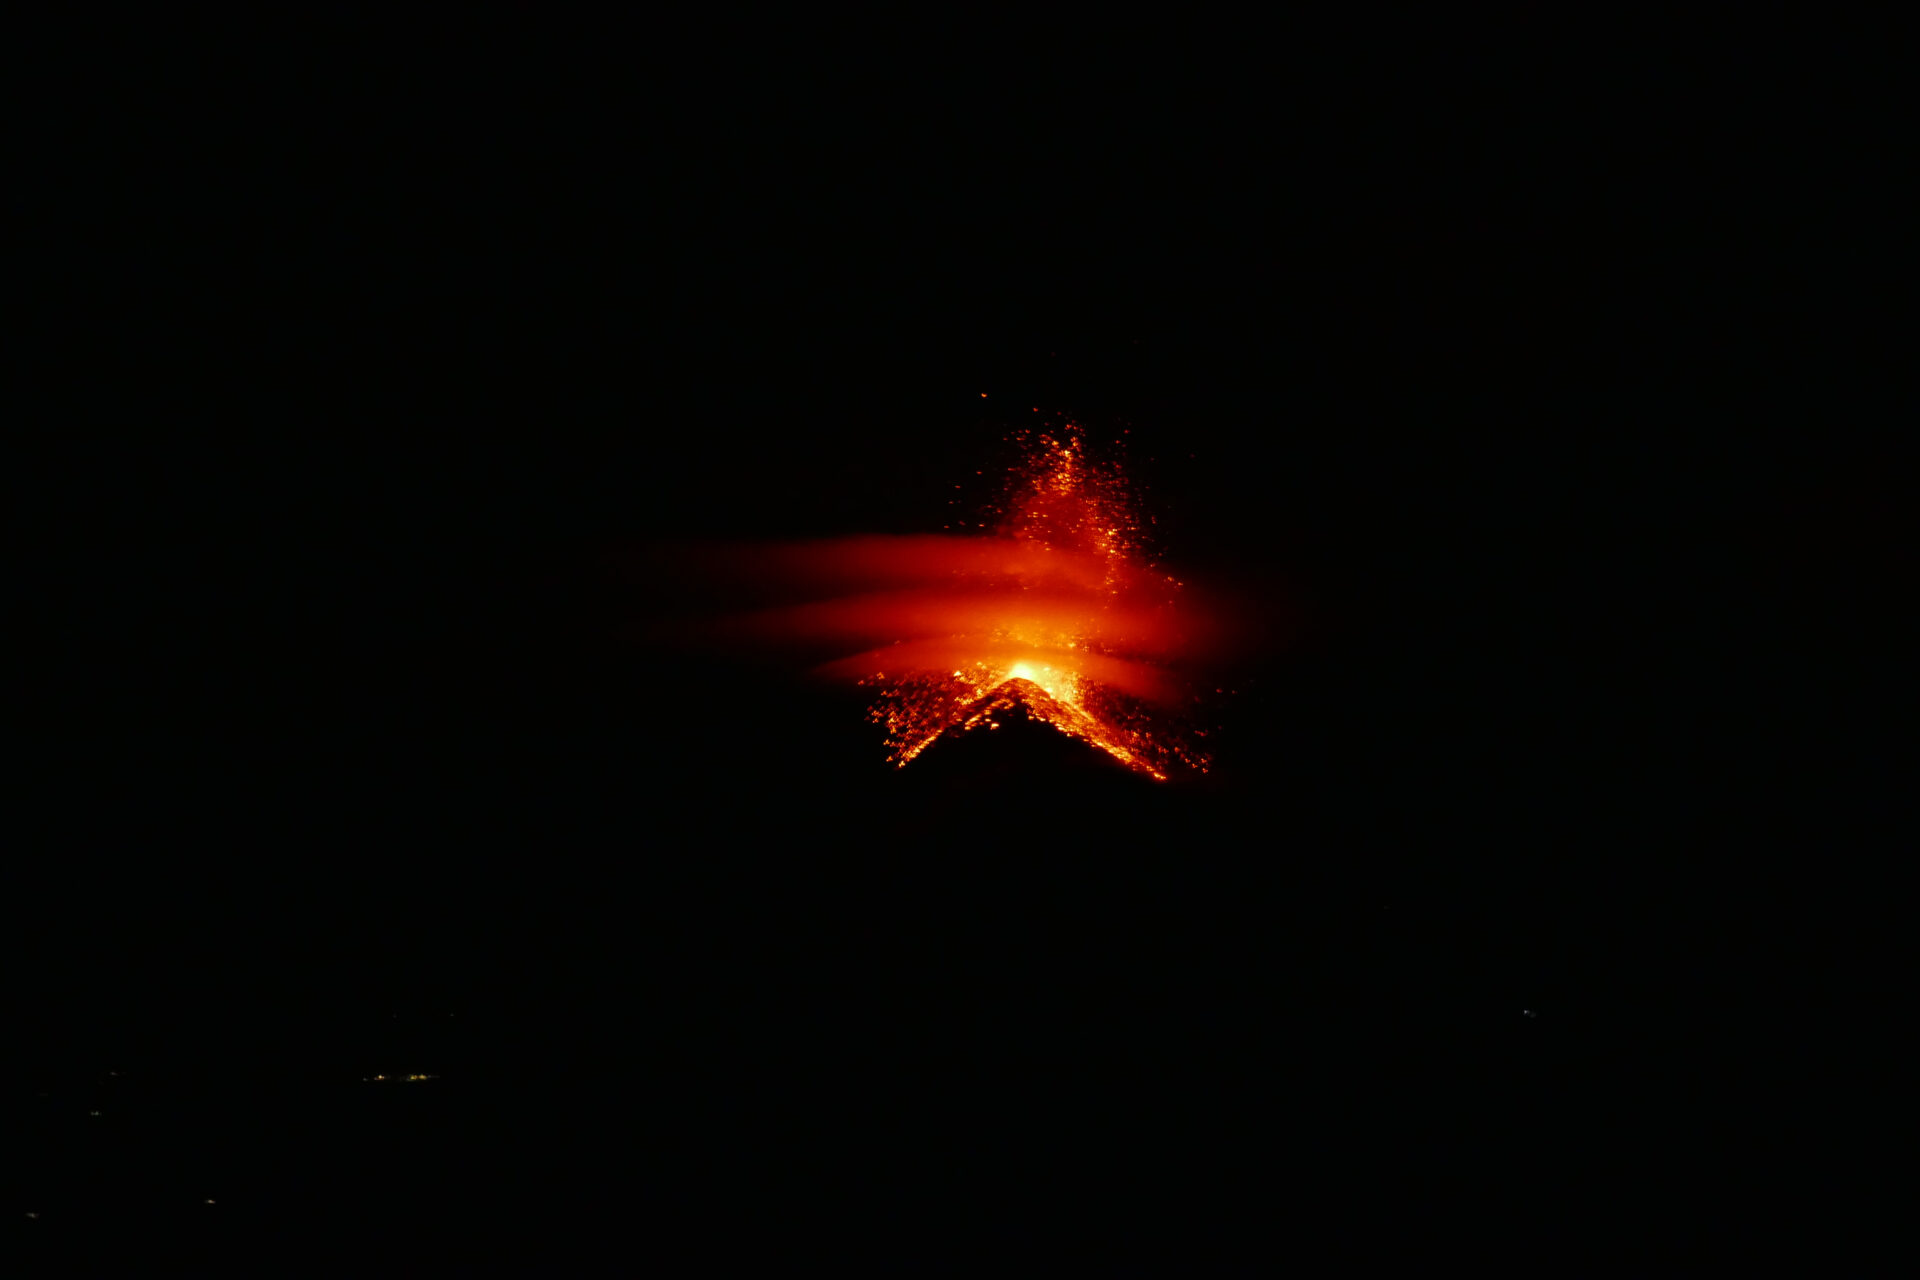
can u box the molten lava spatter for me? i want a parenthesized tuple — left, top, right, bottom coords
(858, 420, 1208, 780)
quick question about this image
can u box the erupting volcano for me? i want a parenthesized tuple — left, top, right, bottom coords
(850, 420, 1211, 781)
(649, 414, 1236, 781)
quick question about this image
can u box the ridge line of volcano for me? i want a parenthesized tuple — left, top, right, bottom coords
(935, 677, 1164, 779)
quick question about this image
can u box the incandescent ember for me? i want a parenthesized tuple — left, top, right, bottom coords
(850, 420, 1211, 780)
(644, 416, 1235, 781)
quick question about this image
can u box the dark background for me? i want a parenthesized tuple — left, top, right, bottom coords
(14, 20, 1904, 1255)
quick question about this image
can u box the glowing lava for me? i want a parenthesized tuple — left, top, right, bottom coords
(645, 417, 1235, 780)
(853, 420, 1209, 781)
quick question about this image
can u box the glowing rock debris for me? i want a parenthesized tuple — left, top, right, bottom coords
(854, 420, 1210, 780)
(658, 416, 1228, 778)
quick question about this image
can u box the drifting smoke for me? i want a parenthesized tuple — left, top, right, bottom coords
(645, 419, 1260, 779)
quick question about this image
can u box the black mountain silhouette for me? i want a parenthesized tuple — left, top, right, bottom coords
(897, 677, 1153, 790)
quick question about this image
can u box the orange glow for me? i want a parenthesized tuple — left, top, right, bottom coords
(842, 421, 1211, 779)
(647, 418, 1233, 780)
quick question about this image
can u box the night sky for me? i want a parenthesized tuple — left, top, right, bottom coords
(17, 22, 1903, 1257)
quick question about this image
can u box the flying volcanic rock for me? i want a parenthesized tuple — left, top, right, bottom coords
(897, 678, 1154, 787)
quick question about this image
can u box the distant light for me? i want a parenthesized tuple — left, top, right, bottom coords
(89, 1110, 102, 1117)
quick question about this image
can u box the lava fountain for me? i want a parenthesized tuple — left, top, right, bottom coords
(840, 420, 1211, 781)
(646, 416, 1236, 781)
